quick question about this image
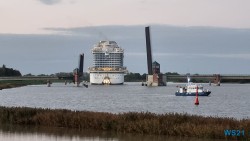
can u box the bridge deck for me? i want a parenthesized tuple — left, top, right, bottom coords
(166, 75, 250, 79)
(0, 76, 59, 81)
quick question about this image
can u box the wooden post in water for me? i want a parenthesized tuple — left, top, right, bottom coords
(75, 74, 79, 87)
(47, 80, 51, 87)
(213, 74, 221, 86)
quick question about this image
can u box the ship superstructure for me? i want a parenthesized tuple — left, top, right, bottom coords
(88, 41, 127, 85)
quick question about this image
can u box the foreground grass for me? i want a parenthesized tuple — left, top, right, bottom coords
(0, 107, 249, 140)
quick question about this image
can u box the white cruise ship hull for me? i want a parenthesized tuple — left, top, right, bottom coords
(90, 72, 124, 85)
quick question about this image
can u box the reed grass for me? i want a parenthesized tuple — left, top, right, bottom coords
(0, 106, 249, 140)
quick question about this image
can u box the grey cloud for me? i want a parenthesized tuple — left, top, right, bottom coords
(39, 0, 62, 5)
(2, 25, 250, 75)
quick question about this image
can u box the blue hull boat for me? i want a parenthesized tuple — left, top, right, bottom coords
(175, 76, 212, 96)
(175, 91, 211, 96)
(175, 81, 211, 96)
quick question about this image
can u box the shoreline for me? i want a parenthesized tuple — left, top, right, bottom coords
(0, 79, 52, 90)
(0, 106, 249, 140)
(0, 83, 26, 90)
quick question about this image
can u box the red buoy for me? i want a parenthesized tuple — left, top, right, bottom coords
(195, 85, 199, 105)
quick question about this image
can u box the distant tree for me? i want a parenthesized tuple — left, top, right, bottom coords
(2, 64, 6, 69)
(37, 74, 48, 76)
(83, 72, 90, 81)
(1, 64, 6, 75)
(50, 74, 56, 77)
(23, 73, 34, 76)
(141, 73, 147, 80)
(165, 72, 180, 75)
(125, 72, 145, 82)
(0, 64, 21, 76)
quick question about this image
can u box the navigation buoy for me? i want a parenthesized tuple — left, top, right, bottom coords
(195, 86, 199, 105)
(195, 96, 199, 105)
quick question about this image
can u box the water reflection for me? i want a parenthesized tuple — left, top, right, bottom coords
(0, 124, 224, 141)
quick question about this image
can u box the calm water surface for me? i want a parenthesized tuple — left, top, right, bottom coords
(0, 82, 249, 119)
(0, 82, 249, 141)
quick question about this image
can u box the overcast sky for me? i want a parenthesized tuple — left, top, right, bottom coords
(1, 0, 250, 75)
(1, 0, 250, 34)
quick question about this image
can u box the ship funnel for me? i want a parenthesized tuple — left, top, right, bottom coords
(79, 53, 84, 76)
(145, 26, 153, 75)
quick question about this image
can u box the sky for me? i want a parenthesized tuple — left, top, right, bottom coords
(1, 0, 250, 75)
(1, 0, 250, 34)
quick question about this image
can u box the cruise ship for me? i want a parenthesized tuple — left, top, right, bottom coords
(88, 41, 127, 85)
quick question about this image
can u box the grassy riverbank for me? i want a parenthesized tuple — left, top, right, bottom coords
(0, 80, 43, 90)
(0, 83, 25, 90)
(0, 107, 249, 140)
(0, 79, 64, 90)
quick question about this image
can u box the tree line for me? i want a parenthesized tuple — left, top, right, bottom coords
(125, 72, 179, 82)
(0, 65, 21, 77)
(0, 64, 180, 82)
(55, 72, 180, 82)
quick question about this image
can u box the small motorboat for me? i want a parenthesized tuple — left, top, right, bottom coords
(175, 76, 211, 96)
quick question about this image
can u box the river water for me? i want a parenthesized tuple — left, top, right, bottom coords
(0, 82, 249, 140)
(0, 82, 249, 119)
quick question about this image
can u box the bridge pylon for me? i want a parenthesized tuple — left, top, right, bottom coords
(213, 74, 221, 86)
